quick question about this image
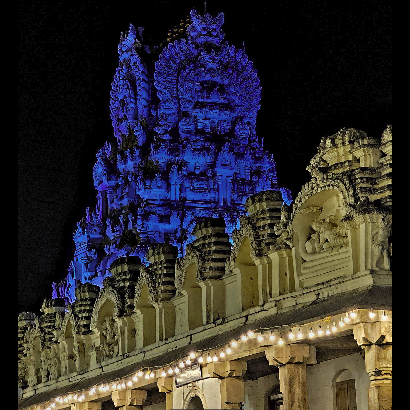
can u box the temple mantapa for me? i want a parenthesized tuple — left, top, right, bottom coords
(18, 9, 392, 410)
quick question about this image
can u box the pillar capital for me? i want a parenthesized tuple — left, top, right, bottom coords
(353, 320, 392, 346)
(111, 389, 147, 408)
(265, 343, 316, 366)
(202, 359, 247, 378)
(157, 376, 173, 393)
(70, 402, 101, 410)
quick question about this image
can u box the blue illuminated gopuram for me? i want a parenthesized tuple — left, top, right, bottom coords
(53, 10, 292, 302)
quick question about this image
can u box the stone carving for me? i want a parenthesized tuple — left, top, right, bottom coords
(305, 216, 349, 254)
(100, 317, 119, 361)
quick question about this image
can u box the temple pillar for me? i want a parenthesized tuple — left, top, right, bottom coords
(265, 344, 316, 410)
(111, 389, 147, 410)
(353, 320, 392, 410)
(202, 360, 247, 409)
(157, 376, 173, 410)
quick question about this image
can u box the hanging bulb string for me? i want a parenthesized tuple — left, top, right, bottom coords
(40, 308, 390, 410)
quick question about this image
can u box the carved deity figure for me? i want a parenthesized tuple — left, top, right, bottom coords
(305, 216, 349, 254)
(372, 215, 392, 270)
(273, 204, 293, 249)
(100, 317, 119, 361)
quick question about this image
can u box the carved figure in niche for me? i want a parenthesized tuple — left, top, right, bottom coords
(273, 204, 293, 249)
(100, 317, 119, 361)
(305, 216, 349, 254)
(60, 343, 68, 375)
(372, 214, 392, 270)
(27, 363, 38, 387)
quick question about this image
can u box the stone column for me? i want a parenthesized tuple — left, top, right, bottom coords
(202, 360, 247, 409)
(265, 344, 316, 410)
(157, 377, 174, 410)
(353, 320, 392, 410)
(111, 389, 147, 410)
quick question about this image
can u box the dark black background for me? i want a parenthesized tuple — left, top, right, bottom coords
(18, 0, 392, 314)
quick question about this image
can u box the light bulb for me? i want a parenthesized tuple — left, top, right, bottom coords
(186, 358, 191, 365)
(174, 367, 180, 374)
(198, 356, 204, 363)
(145, 373, 150, 379)
(179, 362, 185, 368)
(207, 355, 212, 362)
(381, 311, 388, 321)
(288, 329, 295, 340)
(213, 355, 218, 362)
(161, 371, 166, 377)
(111, 384, 117, 390)
(241, 335, 248, 342)
(89, 388, 96, 395)
(190, 352, 196, 359)
(137, 371, 143, 377)
(226, 347, 232, 354)
(132, 375, 138, 382)
(231, 340, 237, 347)
(332, 322, 337, 332)
(269, 334, 275, 341)
(247, 330, 254, 338)
(150, 373, 155, 378)
(325, 325, 331, 335)
(220, 351, 225, 358)
(278, 337, 284, 345)
(344, 313, 350, 323)
(350, 311, 357, 319)
(308, 328, 315, 338)
(257, 335, 264, 342)
(369, 309, 376, 319)
(168, 368, 173, 374)
(339, 317, 345, 327)
(297, 328, 303, 339)
(127, 380, 133, 387)
(317, 326, 323, 336)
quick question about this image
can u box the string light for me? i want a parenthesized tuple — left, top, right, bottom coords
(32, 308, 387, 409)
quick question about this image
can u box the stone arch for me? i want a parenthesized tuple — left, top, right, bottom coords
(182, 262, 205, 330)
(134, 272, 158, 347)
(331, 368, 356, 410)
(90, 287, 123, 331)
(235, 237, 260, 311)
(183, 386, 208, 409)
(59, 316, 77, 375)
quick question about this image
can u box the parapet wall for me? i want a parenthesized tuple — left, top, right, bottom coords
(18, 126, 392, 398)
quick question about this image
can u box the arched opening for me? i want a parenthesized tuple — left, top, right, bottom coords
(136, 285, 157, 347)
(236, 238, 259, 311)
(62, 321, 76, 375)
(187, 395, 204, 409)
(333, 369, 357, 410)
(182, 263, 204, 330)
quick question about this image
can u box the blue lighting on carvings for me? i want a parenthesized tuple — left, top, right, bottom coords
(52, 9, 292, 303)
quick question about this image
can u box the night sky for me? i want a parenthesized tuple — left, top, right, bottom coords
(18, 0, 392, 314)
